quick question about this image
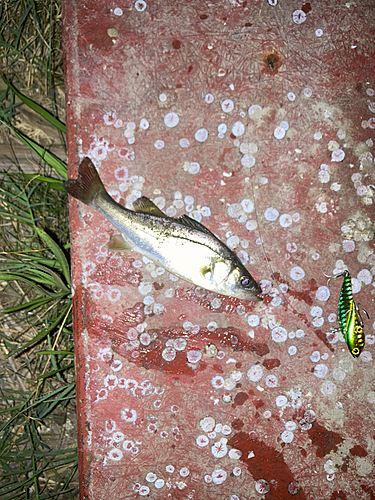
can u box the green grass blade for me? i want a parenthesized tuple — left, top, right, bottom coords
(35, 227, 70, 286)
(5, 303, 71, 357)
(38, 362, 75, 380)
(1, 121, 67, 179)
(37, 350, 73, 356)
(2, 75, 66, 133)
(23, 174, 65, 191)
(1, 296, 53, 314)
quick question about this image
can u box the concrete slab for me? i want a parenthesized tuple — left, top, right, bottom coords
(63, 1, 375, 498)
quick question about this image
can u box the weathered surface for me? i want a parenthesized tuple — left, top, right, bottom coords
(63, 1, 375, 498)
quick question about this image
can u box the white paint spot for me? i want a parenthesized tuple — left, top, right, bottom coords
(232, 121, 245, 137)
(312, 317, 324, 328)
(303, 87, 312, 97)
(221, 99, 234, 112)
(196, 435, 209, 447)
(272, 326, 288, 343)
(357, 269, 372, 285)
(281, 430, 294, 443)
(200, 416, 215, 432)
(241, 154, 255, 168)
(319, 170, 330, 183)
(212, 469, 227, 485)
(248, 104, 262, 115)
(146, 473, 157, 483)
(189, 162, 200, 174)
(276, 395, 288, 407)
(159, 93, 167, 102)
(315, 28, 323, 37)
(211, 375, 224, 389)
(195, 128, 208, 142)
(279, 214, 292, 227)
(313, 364, 328, 378)
(179, 138, 190, 148)
(187, 350, 202, 363)
(331, 149, 345, 162)
(218, 123, 227, 134)
(265, 374, 278, 388)
(164, 112, 179, 128)
(246, 220, 257, 231)
(134, 0, 147, 12)
(287, 92, 296, 101)
(274, 126, 286, 139)
(310, 351, 320, 362)
(360, 351, 372, 362)
(114, 7, 123, 15)
(247, 365, 263, 382)
(288, 346, 297, 355)
(162, 347, 176, 362)
(314, 131, 323, 140)
(264, 207, 279, 221)
(205, 93, 214, 103)
(280, 121, 289, 130)
(321, 380, 336, 396)
(292, 10, 306, 23)
(211, 441, 228, 458)
(316, 286, 330, 301)
(247, 315, 260, 327)
(241, 199, 254, 213)
(290, 266, 305, 281)
(229, 448, 242, 459)
(154, 140, 164, 149)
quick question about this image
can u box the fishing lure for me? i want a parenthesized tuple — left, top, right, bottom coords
(324, 269, 369, 358)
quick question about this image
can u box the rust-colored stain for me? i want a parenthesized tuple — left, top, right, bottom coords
(228, 431, 307, 500)
(307, 422, 343, 458)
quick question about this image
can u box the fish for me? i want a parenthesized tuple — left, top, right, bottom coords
(325, 269, 368, 358)
(64, 157, 263, 301)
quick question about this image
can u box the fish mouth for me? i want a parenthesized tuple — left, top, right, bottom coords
(251, 293, 263, 302)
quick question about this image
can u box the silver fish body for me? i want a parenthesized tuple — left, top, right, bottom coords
(64, 158, 262, 301)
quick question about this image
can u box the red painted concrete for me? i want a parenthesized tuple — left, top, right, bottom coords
(63, 1, 375, 498)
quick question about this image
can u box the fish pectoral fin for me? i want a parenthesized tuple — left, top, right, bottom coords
(133, 196, 166, 217)
(200, 266, 212, 280)
(177, 214, 216, 237)
(107, 234, 132, 252)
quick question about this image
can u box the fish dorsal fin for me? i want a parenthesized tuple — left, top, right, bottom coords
(177, 214, 216, 236)
(133, 197, 166, 217)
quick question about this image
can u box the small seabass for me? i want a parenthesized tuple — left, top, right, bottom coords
(64, 157, 263, 301)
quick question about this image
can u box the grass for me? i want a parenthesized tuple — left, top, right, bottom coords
(0, 0, 79, 498)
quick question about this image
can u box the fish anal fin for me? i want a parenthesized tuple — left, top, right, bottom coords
(133, 197, 166, 217)
(107, 234, 132, 252)
(178, 214, 215, 236)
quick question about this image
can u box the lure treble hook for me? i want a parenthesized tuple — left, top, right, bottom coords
(322, 266, 349, 288)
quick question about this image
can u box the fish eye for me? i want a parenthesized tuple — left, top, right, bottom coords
(241, 276, 251, 287)
(352, 347, 360, 356)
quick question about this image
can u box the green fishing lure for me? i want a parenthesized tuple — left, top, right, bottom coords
(325, 270, 369, 358)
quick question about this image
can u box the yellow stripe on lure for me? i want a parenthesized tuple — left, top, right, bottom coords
(325, 269, 369, 358)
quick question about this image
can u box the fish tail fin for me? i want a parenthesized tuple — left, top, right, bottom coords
(63, 157, 107, 206)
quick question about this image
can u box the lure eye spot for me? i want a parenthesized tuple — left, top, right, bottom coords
(241, 276, 251, 287)
(352, 347, 360, 356)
